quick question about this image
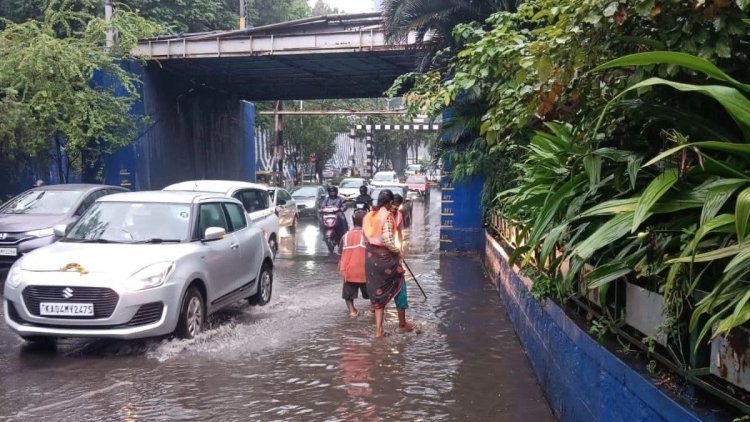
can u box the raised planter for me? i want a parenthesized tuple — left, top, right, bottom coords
(711, 326, 750, 393)
(625, 282, 668, 346)
(483, 230, 702, 421)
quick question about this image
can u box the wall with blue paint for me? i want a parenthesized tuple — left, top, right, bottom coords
(104, 62, 256, 190)
(482, 232, 710, 422)
(439, 154, 485, 251)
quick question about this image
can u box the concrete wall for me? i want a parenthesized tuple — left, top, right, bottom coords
(482, 231, 707, 422)
(105, 63, 255, 190)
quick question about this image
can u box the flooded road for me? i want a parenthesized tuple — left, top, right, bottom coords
(0, 189, 552, 421)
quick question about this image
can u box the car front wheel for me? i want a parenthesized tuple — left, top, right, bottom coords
(248, 264, 273, 306)
(176, 286, 205, 339)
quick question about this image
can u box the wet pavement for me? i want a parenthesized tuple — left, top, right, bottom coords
(0, 189, 553, 421)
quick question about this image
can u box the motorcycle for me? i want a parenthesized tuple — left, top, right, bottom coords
(352, 201, 369, 222)
(319, 205, 344, 253)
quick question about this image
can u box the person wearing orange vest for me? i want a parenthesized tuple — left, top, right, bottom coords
(363, 189, 404, 337)
(338, 211, 369, 318)
(391, 193, 413, 332)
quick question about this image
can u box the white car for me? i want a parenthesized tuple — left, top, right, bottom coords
(370, 171, 405, 189)
(3, 191, 274, 341)
(405, 164, 424, 177)
(267, 187, 298, 232)
(338, 178, 369, 201)
(163, 180, 281, 258)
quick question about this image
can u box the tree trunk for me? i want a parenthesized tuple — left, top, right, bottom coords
(55, 136, 65, 183)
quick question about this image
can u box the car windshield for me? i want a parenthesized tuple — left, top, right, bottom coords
(291, 187, 318, 197)
(407, 165, 421, 171)
(0, 190, 82, 215)
(407, 176, 426, 183)
(339, 180, 364, 188)
(65, 202, 191, 243)
(373, 173, 394, 181)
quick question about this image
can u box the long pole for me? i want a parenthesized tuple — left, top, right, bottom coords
(401, 259, 427, 300)
(104, 0, 114, 49)
(239, 0, 246, 30)
(274, 100, 284, 187)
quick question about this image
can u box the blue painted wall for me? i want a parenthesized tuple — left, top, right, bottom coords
(104, 62, 256, 191)
(439, 153, 484, 251)
(483, 232, 712, 422)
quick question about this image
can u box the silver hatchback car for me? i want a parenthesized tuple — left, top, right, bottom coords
(3, 191, 274, 342)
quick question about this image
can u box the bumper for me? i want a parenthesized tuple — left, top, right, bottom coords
(3, 280, 183, 340)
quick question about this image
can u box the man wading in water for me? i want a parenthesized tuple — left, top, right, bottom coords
(363, 189, 405, 337)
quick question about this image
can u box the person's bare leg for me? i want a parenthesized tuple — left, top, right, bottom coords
(398, 309, 414, 332)
(374, 308, 386, 337)
(346, 300, 358, 318)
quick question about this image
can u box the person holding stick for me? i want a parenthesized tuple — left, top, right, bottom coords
(363, 189, 404, 337)
(392, 193, 413, 332)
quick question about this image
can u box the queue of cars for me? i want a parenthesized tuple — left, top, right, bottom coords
(1, 170, 431, 344)
(1, 180, 297, 343)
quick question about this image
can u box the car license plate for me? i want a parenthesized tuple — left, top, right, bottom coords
(0, 247, 17, 257)
(40, 302, 94, 316)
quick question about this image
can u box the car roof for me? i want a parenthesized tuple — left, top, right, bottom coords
(28, 184, 123, 193)
(98, 190, 232, 204)
(163, 180, 268, 194)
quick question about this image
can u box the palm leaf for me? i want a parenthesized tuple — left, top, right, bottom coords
(574, 212, 634, 260)
(578, 198, 639, 218)
(586, 261, 632, 289)
(597, 78, 750, 139)
(593, 51, 750, 95)
(644, 142, 750, 168)
(527, 177, 585, 246)
(632, 168, 679, 232)
(667, 243, 743, 264)
(701, 180, 746, 225)
(736, 186, 750, 242)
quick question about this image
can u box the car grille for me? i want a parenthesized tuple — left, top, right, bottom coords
(123, 302, 163, 327)
(22, 286, 119, 319)
(0, 232, 27, 245)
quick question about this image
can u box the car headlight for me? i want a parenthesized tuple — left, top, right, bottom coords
(6, 265, 23, 288)
(124, 262, 174, 291)
(24, 227, 55, 238)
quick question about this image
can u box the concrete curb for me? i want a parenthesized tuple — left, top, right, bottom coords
(482, 230, 706, 422)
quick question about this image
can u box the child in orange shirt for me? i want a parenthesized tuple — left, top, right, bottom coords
(338, 211, 368, 317)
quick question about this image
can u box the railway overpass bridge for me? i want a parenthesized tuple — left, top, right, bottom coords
(102, 13, 481, 250)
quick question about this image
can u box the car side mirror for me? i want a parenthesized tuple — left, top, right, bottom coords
(53, 224, 69, 237)
(203, 227, 226, 242)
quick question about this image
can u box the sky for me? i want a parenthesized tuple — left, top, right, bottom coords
(307, 0, 377, 14)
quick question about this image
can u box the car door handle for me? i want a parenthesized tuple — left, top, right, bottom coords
(230, 243, 239, 250)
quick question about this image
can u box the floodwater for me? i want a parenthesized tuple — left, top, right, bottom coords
(0, 189, 553, 421)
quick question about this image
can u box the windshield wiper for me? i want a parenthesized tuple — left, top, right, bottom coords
(76, 238, 122, 244)
(133, 238, 182, 244)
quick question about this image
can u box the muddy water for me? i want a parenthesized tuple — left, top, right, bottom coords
(0, 190, 553, 421)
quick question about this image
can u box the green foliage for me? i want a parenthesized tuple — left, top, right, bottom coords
(0, 1, 164, 180)
(0, 0, 312, 33)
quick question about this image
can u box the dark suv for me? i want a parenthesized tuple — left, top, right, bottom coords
(0, 184, 127, 269)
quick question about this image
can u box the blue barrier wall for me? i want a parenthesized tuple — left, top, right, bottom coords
(482, 232, 710, 422)
(439, 154, 484, 251)
(104, 62, 256, 190)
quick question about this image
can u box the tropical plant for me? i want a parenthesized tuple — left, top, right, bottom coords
(0, 1, 164, 181)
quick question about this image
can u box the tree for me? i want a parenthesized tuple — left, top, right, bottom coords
(0, 3, 163, 182)
(311, 0, 340, 16)
(382, 0, 520, 68)
(0, 0, 312, 33)
(246, 0, 311, 27)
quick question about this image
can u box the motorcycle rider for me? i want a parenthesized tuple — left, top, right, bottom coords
(320, 186, 348, 239)
(354, 185, 372, 212)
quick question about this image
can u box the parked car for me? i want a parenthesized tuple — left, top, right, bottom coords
(370, 186, 412, 227)
(406, 175, 430, 198)
(3, 191, 274, 342)
(338, 178, 369, 201)
(290, 185, 327, 219)
(405, 164, 425, 177)
(0, 184, 128, 270)
(267, 187, 298, 232)
(163, 180, 280, 258)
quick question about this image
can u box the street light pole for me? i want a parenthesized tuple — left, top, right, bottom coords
(239, 0, 246, 29)
(104, 0, 114, 49)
